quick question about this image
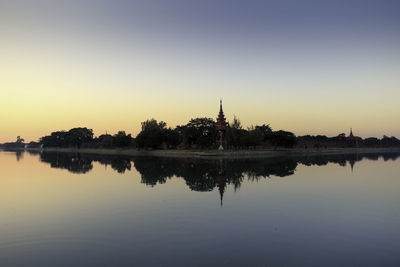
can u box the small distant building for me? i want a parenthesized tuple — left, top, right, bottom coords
(216, 100, 227, 150)
(98, 134, 113, 148)
(347, 128, 359, 147)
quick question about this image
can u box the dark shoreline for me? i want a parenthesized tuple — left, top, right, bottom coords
(2, 147, 400, 159)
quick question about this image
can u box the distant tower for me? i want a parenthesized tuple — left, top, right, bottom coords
(216, 100, 227, 150)
(347, 128, 358, 147)
(349, 128, 354, 138)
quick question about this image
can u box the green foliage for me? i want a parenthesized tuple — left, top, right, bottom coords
(180, 117, 217, 148)
(226, 120, 272, 149)
(136, 119, 167, 149)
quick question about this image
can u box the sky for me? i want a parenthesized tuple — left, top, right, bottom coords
(1, 0, 399, 142)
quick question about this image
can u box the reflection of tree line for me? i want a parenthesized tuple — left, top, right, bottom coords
(295, 153, 400, 169)
(37, 152, 400, 188)
(39, 152, 132, 174)
(40, 152, 94, 174)
(38, 152, 299, 183)
(34, 152, 400, 205)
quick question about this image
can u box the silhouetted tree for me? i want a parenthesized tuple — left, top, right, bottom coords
(381, 135, 400, 147)
(226, 116, 246, 149)
(136, 119, 167, 149)
(242, 126, 264, 148)
(95, 134, 113, 148)
(66, 128, 94, 148)
(40, 131, 68, 147)
(112, 131, 132, 147)
(363, 137, 379, 147)
(40, 128, 93, 148)
(255, 124, 272, 142)
(269, 130, 297, 149)
(162, 128, 181, 149)
(331, 133, 347, 142)
(180, 117, 217, 148)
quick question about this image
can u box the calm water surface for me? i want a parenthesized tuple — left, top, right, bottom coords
(0, 150, 399, 266)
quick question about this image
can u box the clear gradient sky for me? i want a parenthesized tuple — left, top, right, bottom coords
(1, 0, 399, 142)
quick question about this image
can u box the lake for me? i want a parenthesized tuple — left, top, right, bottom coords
(1, 150, 399, 266)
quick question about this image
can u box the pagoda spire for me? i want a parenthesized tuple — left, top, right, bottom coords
(347, 128, 358, 147)
(216, 99, 227, 150)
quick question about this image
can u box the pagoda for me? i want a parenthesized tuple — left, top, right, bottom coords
(347, 128, 359, 147)
(349, 128, 354, 138)
(216, 100, 227, 150)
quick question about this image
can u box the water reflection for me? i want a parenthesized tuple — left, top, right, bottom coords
(15, 150, 23, 161)
(133, 157, 298, 206)
(40, 152, 93, 174)
(1, 150, 400, 267)
(34, 151, 400, 204)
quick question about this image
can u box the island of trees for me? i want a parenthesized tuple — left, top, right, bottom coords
(1, 116, 400, 150)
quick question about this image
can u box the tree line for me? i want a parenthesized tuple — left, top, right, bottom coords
(297, 133, 400, 148)
(34, 116, 297, 150)
(1, 116, 399, 150)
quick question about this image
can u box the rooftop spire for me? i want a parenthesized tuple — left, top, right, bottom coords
(216, 100, 227, 131)
(216, 99, 227, 150)
(349, 128, 354, 138)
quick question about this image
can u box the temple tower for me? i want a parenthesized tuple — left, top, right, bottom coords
(216, 100, 227, 150)
(347, 128, 358, 147)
